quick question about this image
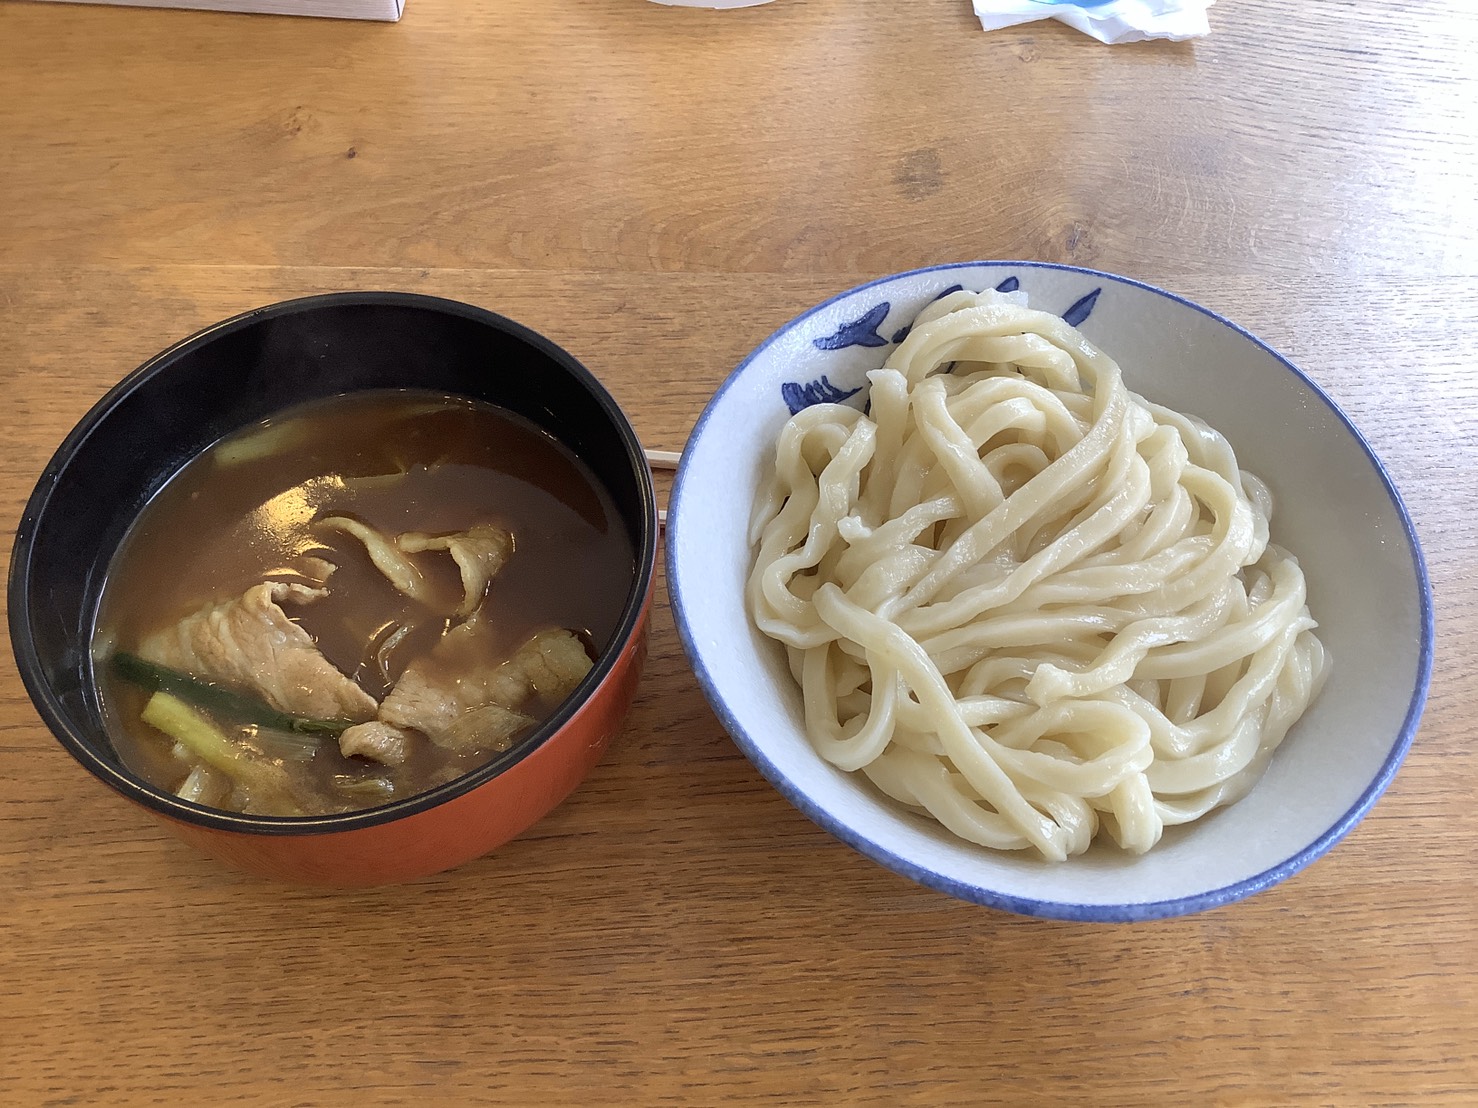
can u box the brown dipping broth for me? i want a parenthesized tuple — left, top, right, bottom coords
(94, 390, 635, 814)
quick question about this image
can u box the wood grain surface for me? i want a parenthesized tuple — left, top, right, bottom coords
(2, 0, 1476, 1103)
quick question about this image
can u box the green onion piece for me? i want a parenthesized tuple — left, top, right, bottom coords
(246, 727, 322, 762)
(211, 419, 311, 468)
(176, 766, 211, 803)
(330, 774, 397, 801)
(140, 692, 290, 796)
(112, 652, 354, 736)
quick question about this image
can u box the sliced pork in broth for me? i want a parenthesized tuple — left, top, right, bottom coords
(137, 581, 379, 725)
(379, 619, 592, 753)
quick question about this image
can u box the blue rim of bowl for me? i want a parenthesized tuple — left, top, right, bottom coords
(666, 260, 1435, 923)
(8, 291, 660, 837)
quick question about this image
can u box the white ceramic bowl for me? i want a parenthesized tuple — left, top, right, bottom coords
(667, 262, 1433, 922)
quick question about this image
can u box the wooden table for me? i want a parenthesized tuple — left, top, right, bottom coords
(2, 0, 1475, 1102)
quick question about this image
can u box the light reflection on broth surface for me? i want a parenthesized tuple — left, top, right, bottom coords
(94, 390, 635, 816)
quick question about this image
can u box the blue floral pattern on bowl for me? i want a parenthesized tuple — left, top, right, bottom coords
(813, 301, 891, 351)
(781, 375, 863, 415)
(784, 275, 1101, 416)
(1062, 287, 1101, 327)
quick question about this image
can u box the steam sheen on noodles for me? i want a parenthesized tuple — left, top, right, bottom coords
(747, 290, 1328, 860)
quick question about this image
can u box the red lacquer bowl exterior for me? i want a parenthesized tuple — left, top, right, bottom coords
(9, 293, 659, 886)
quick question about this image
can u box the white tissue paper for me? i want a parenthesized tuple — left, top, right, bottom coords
(973, 0, 1213, 43)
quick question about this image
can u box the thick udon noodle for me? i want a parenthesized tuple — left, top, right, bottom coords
(747, 290, 1328, 860)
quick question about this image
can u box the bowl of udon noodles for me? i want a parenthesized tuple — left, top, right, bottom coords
(10, 293, 658, 886)
(667, 262, 1432, 921)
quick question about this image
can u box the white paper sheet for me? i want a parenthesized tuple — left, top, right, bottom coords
(973, 0, 1214, 43)
(648, 0, 1211, 41)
